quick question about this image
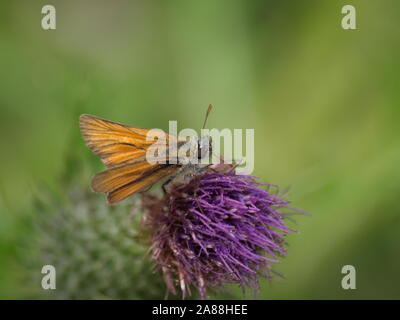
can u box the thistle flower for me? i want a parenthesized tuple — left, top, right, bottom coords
(141, 163, 295, 299)
(27, 184, 166, 299)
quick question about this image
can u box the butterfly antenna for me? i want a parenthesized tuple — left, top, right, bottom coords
(202, 104, 213, 130)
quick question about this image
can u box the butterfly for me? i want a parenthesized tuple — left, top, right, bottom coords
(80, 105, 213, 204)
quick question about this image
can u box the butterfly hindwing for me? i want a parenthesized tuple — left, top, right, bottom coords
(92, 161, 159, 193)
(106, 164, 179, 203)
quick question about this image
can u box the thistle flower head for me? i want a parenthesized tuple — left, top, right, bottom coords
(141, 164, 294, 299)
(29, 185, 166, 299)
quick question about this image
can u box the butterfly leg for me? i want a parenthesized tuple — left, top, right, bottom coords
(161, 166, 184, 193)
(162, 176, 174, 193)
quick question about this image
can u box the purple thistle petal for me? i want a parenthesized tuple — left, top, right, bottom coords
(141, 164, 298, 299)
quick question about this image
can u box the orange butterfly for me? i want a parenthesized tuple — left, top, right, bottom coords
(80, 106, 212, 204)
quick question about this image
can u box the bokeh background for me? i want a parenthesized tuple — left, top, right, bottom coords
(1, 0, 399, 299)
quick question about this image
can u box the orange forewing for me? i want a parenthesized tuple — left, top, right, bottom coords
(80, 114, 175, 168)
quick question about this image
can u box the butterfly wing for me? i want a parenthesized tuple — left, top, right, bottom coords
(91, 161, 179, 203)
(92, 161, 169, 192)
(80, 114, 176, 167)
(80, 114, 180, 203)
(106, 164, 179, 204)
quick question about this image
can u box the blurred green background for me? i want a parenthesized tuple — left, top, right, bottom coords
(1, 0, 400, 299)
